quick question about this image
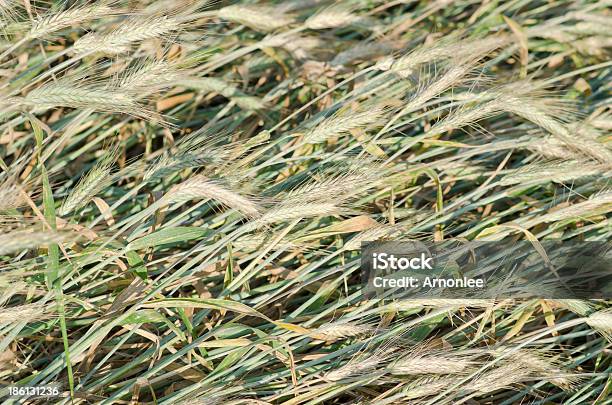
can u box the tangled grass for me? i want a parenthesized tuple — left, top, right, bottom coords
(0, 0, 610, 403)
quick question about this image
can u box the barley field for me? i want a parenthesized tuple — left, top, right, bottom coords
(0, 0, 610, 404)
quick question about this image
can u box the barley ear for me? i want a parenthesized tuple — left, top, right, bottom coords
(59, 145, 119, 216)
(586, 308, 612, 341)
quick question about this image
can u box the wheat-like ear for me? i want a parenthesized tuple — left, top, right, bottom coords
(567, 120, 612, 160)
(144, 127, 239, 181)
(499, 160, 603, 186)
(0, 0, 23, 28)
(589, 111, 612, 131)
(282, 163, 386, 205)
(144, 150, 220, 182)
(27, 3, 115, 40)
(0, 280, 27, 307)
(498, 93, 612, 162)
(383, 35, 510, 77)
(18, 79, 154, 120)
(467, 360, 533, 394)
(502, 95, 572, 135)
(532, 135, 612, 163)
(506, 349, 581, 389)
(0, 176, 24, 211)
(305, 4, 359, 30)
(324, 346, 396, 381)
(383, 299, 494, 312)
(59, 146, 119, 216)
(538, 190, 612, 223)
(0, 1, 16, 14)
(0, 303, 51, 324)
(73, 14, 180, 55)
(117, 59, 182, 94)
(303, 103, 388, 144)
(308, 321, 375, 341)
(586, 308, 612, 341)
(249, 202, 342, 230)
(0, 230, 68, 255)
(162, 175, 262, 219)
(249, 167, 381, 228)
(402, 375, 461, 400)
(388, 347, 477, 376)
(426, 97, 505, 136)
(402, 57, 484, 114)
(218, 5, 294, 32)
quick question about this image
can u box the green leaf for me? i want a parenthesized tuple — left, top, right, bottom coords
(41, 167, 59, 286)
(410, 313, 447, 341)
(126, 250, 147, 280)
(119, 309, 166, 325)
(120, 310, 187, 341)
(213, 346, 252, 374)
(141, 298, 272, 322)
(32, 116, 74, 400)
(224, 244, 234, 289)
(127, 227, 210, 250)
